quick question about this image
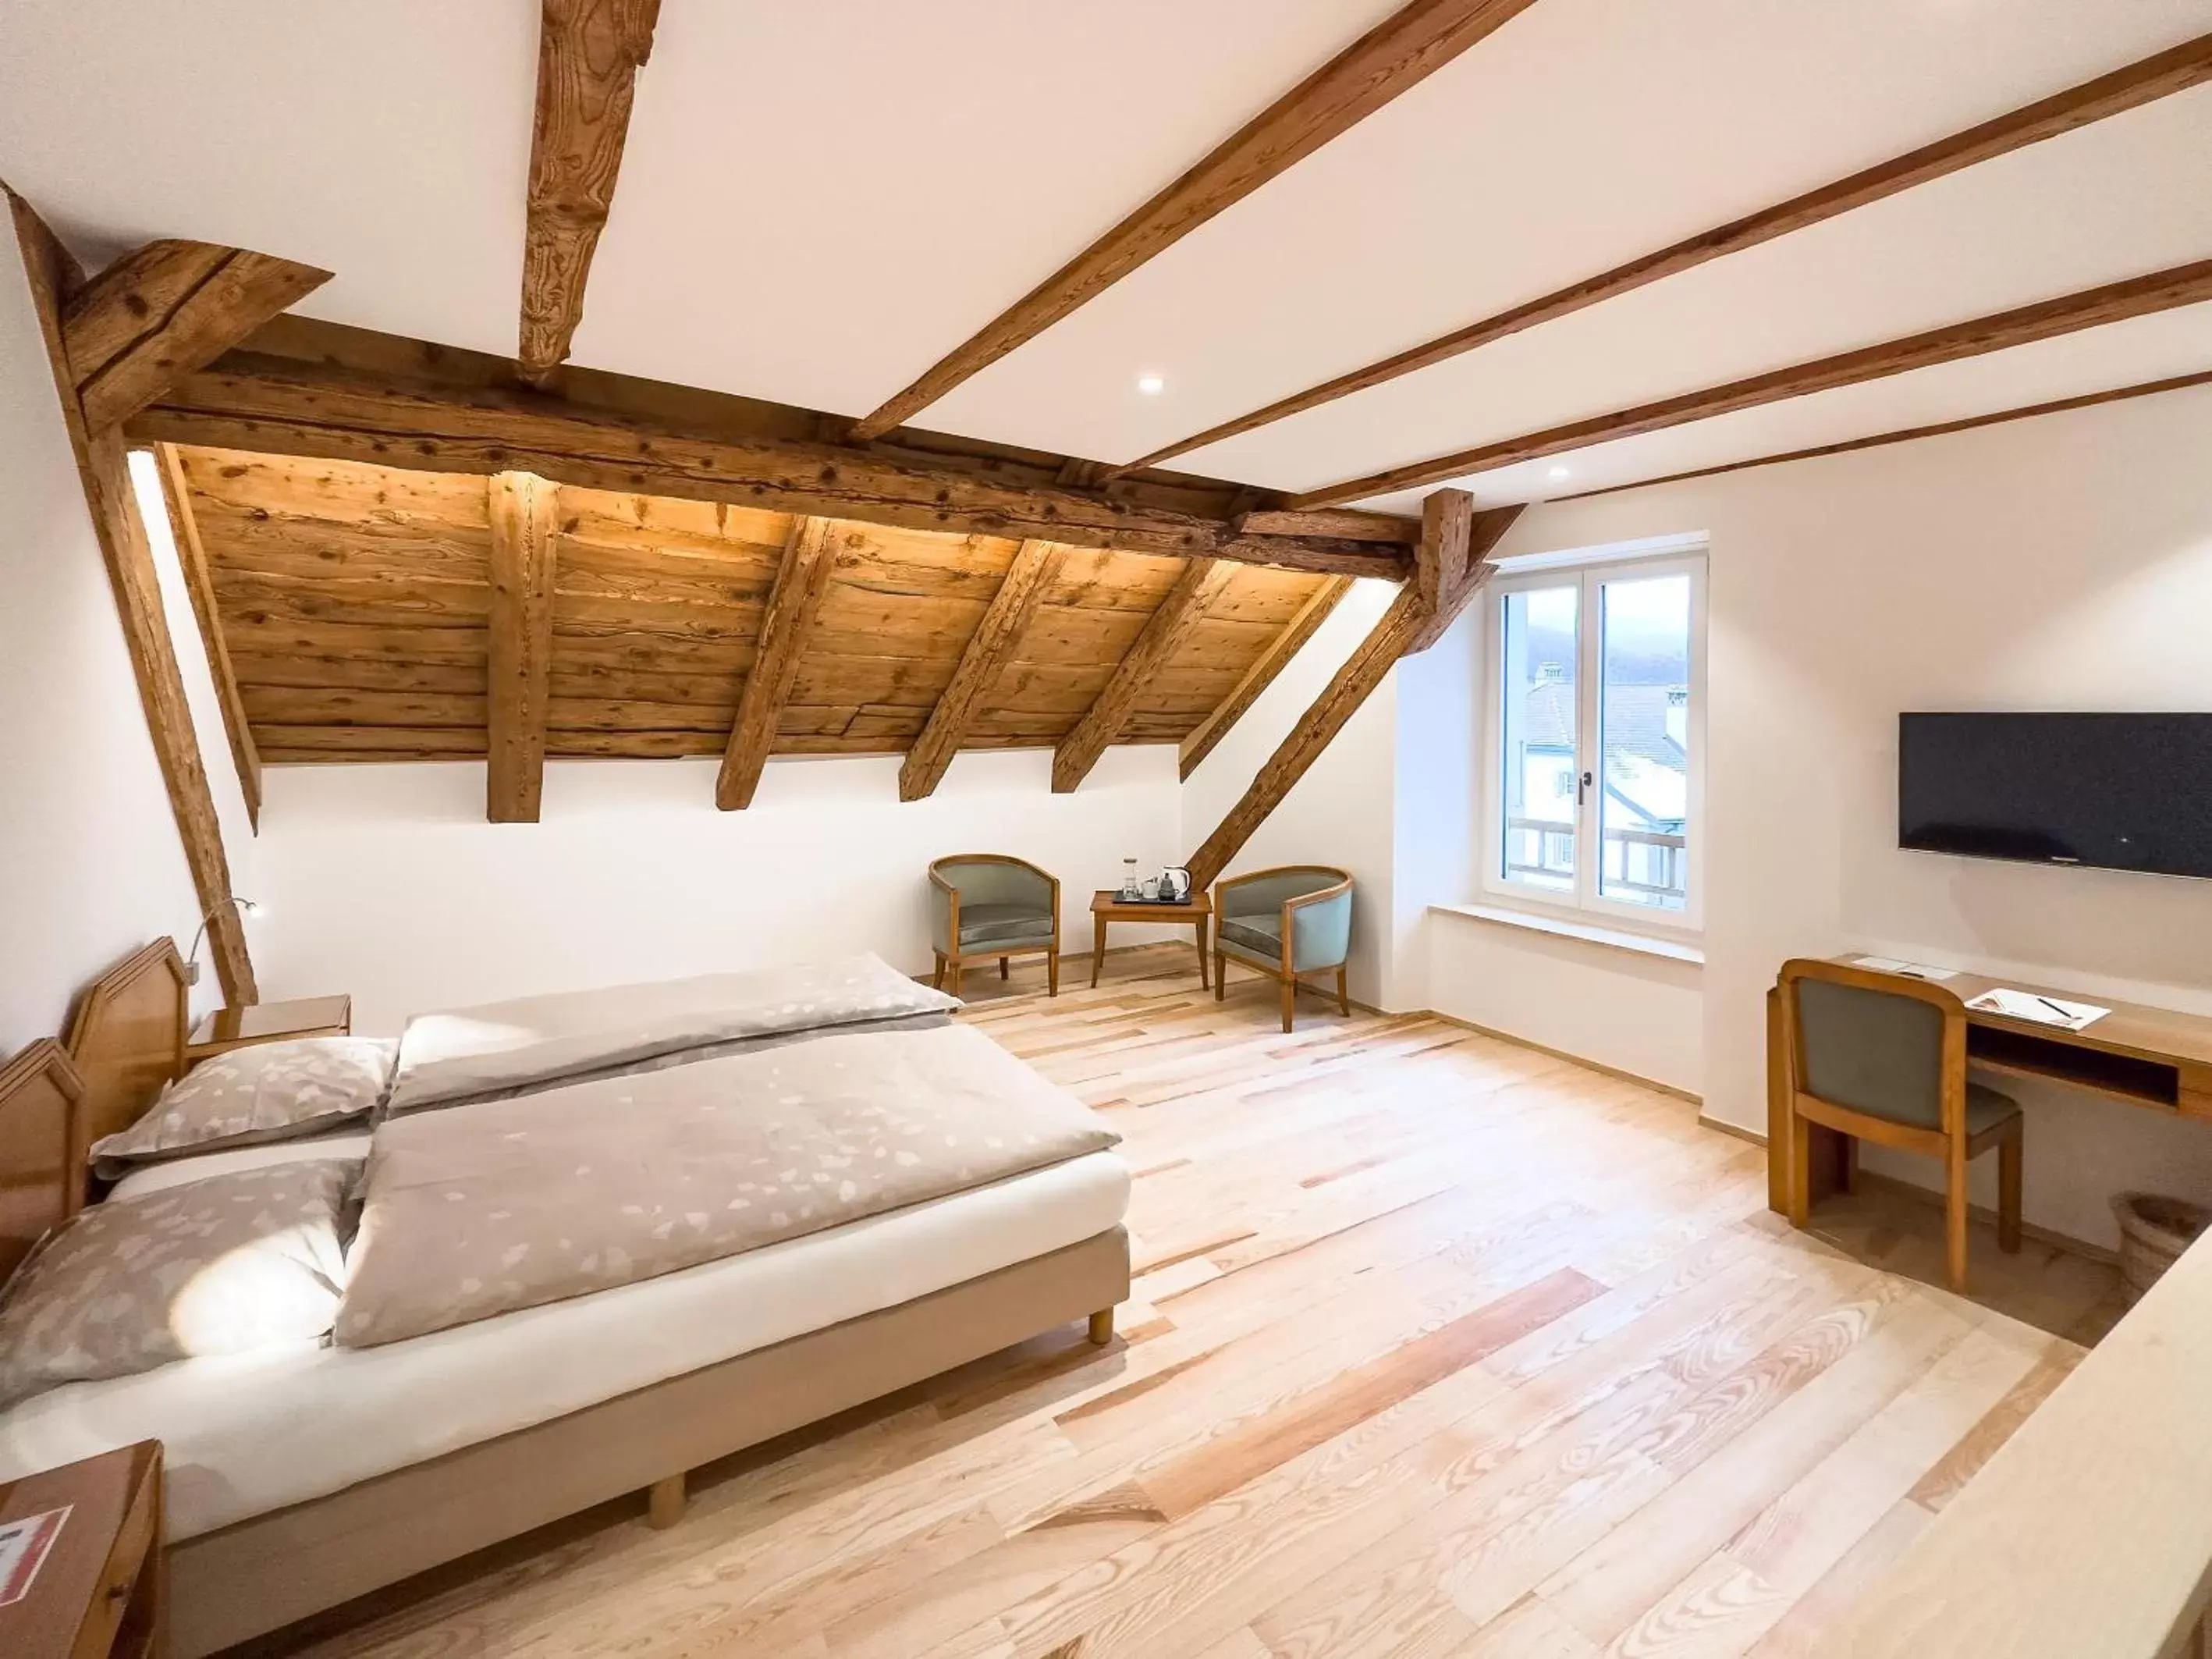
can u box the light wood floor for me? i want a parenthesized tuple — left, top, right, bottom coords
(286, 946, 2107, 1659)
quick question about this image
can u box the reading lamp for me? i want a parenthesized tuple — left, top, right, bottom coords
(185, 896, 263, 987)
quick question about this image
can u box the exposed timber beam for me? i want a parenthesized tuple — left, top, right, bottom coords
(62, 239, 330, 433)
(486, 471, 560, 821)
(716, 517, 841, 809)
(152, 444, 261, 829)
(1120, 31, 2212, 475)
(519, 0, 661, 385)
(1179, 574, 1351, 780)
(1053, 558, 1237, 793)
(8, 197, 257, 1002)
(1287, 259, 2212, 508)
(1186, 499, 1518, 889)
(1553, 368, 2212, 503)
(129, 316, 1418, 579)
(847, 0, 1539, 442)
(900, 538, 1064, 801)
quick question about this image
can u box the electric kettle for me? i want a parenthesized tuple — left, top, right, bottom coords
(1159, 866, 1193, 903)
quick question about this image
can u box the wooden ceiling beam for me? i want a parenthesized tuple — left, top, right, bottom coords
(1553, 368, 2212, 503)
(62, 238, 330, 434)
(1288, 259, 2212, 508)
(1053, 557, 1237, 793)
(7, 196, 257, 1001)
(847, 0, 1539, 442)
(129, 319, 1417, 576)
(900, 538, 1064, 802)
(1179, 574, 1351, 780)
(715, 517, 841, 809)
(1185, 499, 1517, 889)
(1120, 31, 2212, 474)
(152, 444, 261, 830)
(519, 0, 662, 386)
(485, 471, 560, 821)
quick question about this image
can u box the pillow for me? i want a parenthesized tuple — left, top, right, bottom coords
(90, 1037, 396, 1178)
(0, 1160, 354, 1412)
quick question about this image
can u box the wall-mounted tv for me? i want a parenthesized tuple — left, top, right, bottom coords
(1898, 714, 2212, 879)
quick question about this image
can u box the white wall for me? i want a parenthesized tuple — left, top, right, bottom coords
(1475, 385, 2212, 1249)
(0, 213, 236, 1049)
(251, 747, 1185, 1036)
(1179, 578, 1405, 1007)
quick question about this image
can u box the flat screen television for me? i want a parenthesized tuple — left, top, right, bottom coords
(1898, 713, 2212, 879)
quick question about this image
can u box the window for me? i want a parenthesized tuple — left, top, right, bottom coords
(1483, 550, 1704, 929)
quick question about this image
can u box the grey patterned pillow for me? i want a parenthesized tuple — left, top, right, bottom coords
(0, 1160, 353, 1410)
(91, 1037, 396, 1178)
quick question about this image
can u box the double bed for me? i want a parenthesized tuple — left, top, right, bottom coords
(0, 941, 1130, 1656)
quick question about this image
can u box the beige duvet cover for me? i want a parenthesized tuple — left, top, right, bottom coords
(338, 1024, 1117, 1346)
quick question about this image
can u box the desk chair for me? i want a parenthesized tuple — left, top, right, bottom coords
(1777, 958, 2022, 1293)
(928, 854, 1060, 997)
(1213, 866, 1354, 1032)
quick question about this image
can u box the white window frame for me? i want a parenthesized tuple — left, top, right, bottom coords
(1479, 547, 1707, 934)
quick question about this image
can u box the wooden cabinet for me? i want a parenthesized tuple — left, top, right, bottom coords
(0, 1441, 164, 1657)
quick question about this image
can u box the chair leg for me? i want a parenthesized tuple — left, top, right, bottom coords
(999, 956, 1009, 980)
(931, 953, 945, 990)
(1945, 1149, 1972, 1294)
(1840, 1134, 1859, 1194)
(1214, 946, 1226, 1000)
(948, 958, 963, 999)
(1785, 1106, 1813, 1230)
(1280, 975, 1295, 1034)
(1335, 964, 1349, 1017)
(1048, 946, 1060, 997)
(1998, 1122, 2024, 1254)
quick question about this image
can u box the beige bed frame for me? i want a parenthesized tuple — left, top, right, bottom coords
(2, 940, 1129, 1657)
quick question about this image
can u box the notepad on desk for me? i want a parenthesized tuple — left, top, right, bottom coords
(1966, 988, 2111, 1032)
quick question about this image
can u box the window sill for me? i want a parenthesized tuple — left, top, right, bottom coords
(1431, 902, 1705, 966)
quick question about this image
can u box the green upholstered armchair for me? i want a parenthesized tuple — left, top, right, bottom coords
(1212, 865, 1354, 1032)
(928, 854, 1061, 997)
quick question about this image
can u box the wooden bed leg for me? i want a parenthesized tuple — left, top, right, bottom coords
(1088, 1307, 1115, 1346)
(648, 1472, 687, 1529)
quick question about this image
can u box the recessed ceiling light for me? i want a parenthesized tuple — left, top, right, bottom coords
(1135, 373, 1166, 396)
(1546, 464, 1571, 481)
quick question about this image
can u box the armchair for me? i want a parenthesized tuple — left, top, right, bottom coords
(928, 854, 1062, 997)
(1212, 865, 1354, 1032)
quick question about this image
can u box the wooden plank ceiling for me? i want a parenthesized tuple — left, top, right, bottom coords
(172, 446, 1337, 772)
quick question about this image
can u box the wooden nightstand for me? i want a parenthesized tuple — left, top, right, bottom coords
(185, 995, 351, 1063)
(0, 1441, 163, 1657)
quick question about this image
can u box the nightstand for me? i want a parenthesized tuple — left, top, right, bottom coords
(186, 994, 352, 1063)
(0, 1441, 163, 1657)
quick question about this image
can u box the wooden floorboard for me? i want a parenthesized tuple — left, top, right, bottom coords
(285, 945, 2107, 1659)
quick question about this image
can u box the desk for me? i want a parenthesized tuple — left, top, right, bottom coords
(1767, 961, 2212, 1213)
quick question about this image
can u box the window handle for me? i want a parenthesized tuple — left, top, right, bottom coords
(1578, 769, 1592, 806)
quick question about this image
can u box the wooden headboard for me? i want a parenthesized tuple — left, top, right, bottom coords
(0, 1040, 84, 1281)
(64, 938, 190, 1152)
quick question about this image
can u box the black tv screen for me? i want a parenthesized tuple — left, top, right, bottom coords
(1898, 714, 2212, 878)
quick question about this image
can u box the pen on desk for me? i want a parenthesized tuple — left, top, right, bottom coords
(2035, 996, 2072, 1021)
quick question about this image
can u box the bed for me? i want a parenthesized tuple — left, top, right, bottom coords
(0, 940, 1130, 1657)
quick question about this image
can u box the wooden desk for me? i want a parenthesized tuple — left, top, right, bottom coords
(185, 995, 351, 1063)
(0, 1441, 163, 1657)
(1090, 890, 1210, 989)
(1768, 961, 2212, 1213)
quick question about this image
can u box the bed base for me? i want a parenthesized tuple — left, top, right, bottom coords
(174, 1225, 1129, 1657)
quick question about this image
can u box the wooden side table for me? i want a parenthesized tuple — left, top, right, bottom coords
(185, 995, 352, 1063)
(1089, 890, 1211, 989)
(0, 1441, 163, 1657)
